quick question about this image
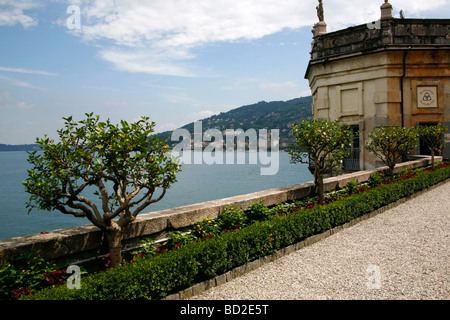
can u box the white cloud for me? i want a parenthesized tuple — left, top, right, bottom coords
(73, 0, 313, 76)
(0, 91, 34, 109)
(69, 0, 450, 76)
(0, 66, 57, 76)
(79, 0, 307, 47)
(0, 75, 47, 90)
(98, 47, 197, 77)
(0, 0, 39, 28)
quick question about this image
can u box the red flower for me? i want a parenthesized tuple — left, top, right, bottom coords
(42, 270, 65, 286)
(12, 287, 33, 299)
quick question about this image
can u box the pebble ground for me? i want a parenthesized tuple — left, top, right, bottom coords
(191, 181, 450, 300)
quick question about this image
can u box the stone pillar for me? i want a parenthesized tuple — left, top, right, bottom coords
(381, 0, 393, 19)
(313, 21, 327, 37)
(311, 21, 327, 53)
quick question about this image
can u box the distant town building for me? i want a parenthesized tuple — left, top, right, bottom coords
(305, 1, 450, 170)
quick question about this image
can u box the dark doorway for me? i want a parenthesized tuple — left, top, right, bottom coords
(343, 125, 360, 171)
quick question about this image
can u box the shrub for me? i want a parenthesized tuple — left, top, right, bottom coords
(368, 172, 383, 187)
(270, 201, 301, 216)
(218, 206, 247, 231)
(164, 231, 197, 250)
(23, 163, 450, 300)
(131, 238, 157, 257)
(246, 201, 271, 222)
(0, 251, 69, 300)
(191, 218, 220, 239)
(343, 179, 359, 195)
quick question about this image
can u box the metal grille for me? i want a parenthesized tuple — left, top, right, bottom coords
(343, 148, 360, 171)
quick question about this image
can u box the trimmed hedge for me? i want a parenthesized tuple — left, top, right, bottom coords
(24, 164, 450, 300)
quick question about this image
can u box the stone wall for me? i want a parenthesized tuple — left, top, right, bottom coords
(309, 18, 450, 61)
(305, 17, 450, 170)
(0, 157, 439, 265)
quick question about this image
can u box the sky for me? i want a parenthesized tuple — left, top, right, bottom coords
(0, 0, 449, 144)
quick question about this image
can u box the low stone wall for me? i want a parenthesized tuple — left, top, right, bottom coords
(0, 156, 439, 265)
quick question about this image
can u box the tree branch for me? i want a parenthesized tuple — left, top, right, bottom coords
(97, 178, 111, 215)
(132, 186, 166, 218)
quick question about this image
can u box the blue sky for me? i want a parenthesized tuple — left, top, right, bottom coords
(0, 0, 449, 144)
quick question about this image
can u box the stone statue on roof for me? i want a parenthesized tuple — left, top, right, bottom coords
(316, 0, 324, 22)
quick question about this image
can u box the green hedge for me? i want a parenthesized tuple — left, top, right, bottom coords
(24, 164, 450, 300)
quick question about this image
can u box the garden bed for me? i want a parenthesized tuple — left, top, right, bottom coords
(3, 162, 449, 300)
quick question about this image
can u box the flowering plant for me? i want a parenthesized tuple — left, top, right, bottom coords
(191, 218, 220, 239)
(0, 251, 68, 300)
(218, 206, 247, 231)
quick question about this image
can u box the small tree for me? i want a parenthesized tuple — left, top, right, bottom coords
(289, 119, 353, 205)
(417, 123, 448, 168)
(23, 113, 181, 267)
(364, 126, 418, 177)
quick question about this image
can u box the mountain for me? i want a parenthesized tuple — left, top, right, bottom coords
(1, 96, 312, 152)
(155, 96, 313, 150)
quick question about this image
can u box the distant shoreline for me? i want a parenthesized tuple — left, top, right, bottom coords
(0, 144, 41, 152)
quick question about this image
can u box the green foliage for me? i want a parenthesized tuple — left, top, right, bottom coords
(164, 231, 197, 250)
(191, 218, 221, 239)
(23, 114, 181, 226)
(289, 119, 353, 204)
(270, 201, 300, 216)
(368, 172, 383, 187)
(417, 124, 448, 153)
(343, 179, 359, 195)
(131, 238, 157, 257)
(219, 205, 247, 230)
(289, 119, 352, 170)
(365, 126, 418, 176)
(22, 114, 182, 266)
(417, 124, 448, 167)
(23, 163, 450, 300)
(157, 97, 313, 148)
(246, 201, 271, 222)
(0, 251, 69, 300)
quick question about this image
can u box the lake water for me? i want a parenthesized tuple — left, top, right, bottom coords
(0, 151, 312, 240)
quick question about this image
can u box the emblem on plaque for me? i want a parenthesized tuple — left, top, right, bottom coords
(417, 86, 437, 109)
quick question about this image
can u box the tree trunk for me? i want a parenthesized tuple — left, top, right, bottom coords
(317, 174, 325, 205)
(105, 223, 123, 268)
(314, 169, 325, 205)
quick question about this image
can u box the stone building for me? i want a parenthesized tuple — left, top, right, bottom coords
(305, 1, 450, 170)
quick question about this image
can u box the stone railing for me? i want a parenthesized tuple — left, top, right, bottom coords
(0, 156, 440, 265)
(311, 18, 450, 61)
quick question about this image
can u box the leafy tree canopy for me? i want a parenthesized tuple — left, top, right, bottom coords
(23, 113, 181, 266)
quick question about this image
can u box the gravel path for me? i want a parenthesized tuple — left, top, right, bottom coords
(191, 181, 450, 300)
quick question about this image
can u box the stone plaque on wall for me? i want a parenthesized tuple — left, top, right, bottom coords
(337, 83, 363, 118)
(417, 86, 438, 109)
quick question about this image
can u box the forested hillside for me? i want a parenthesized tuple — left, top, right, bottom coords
(1, 97, 312, 151)
(156, 96, 313, 149)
